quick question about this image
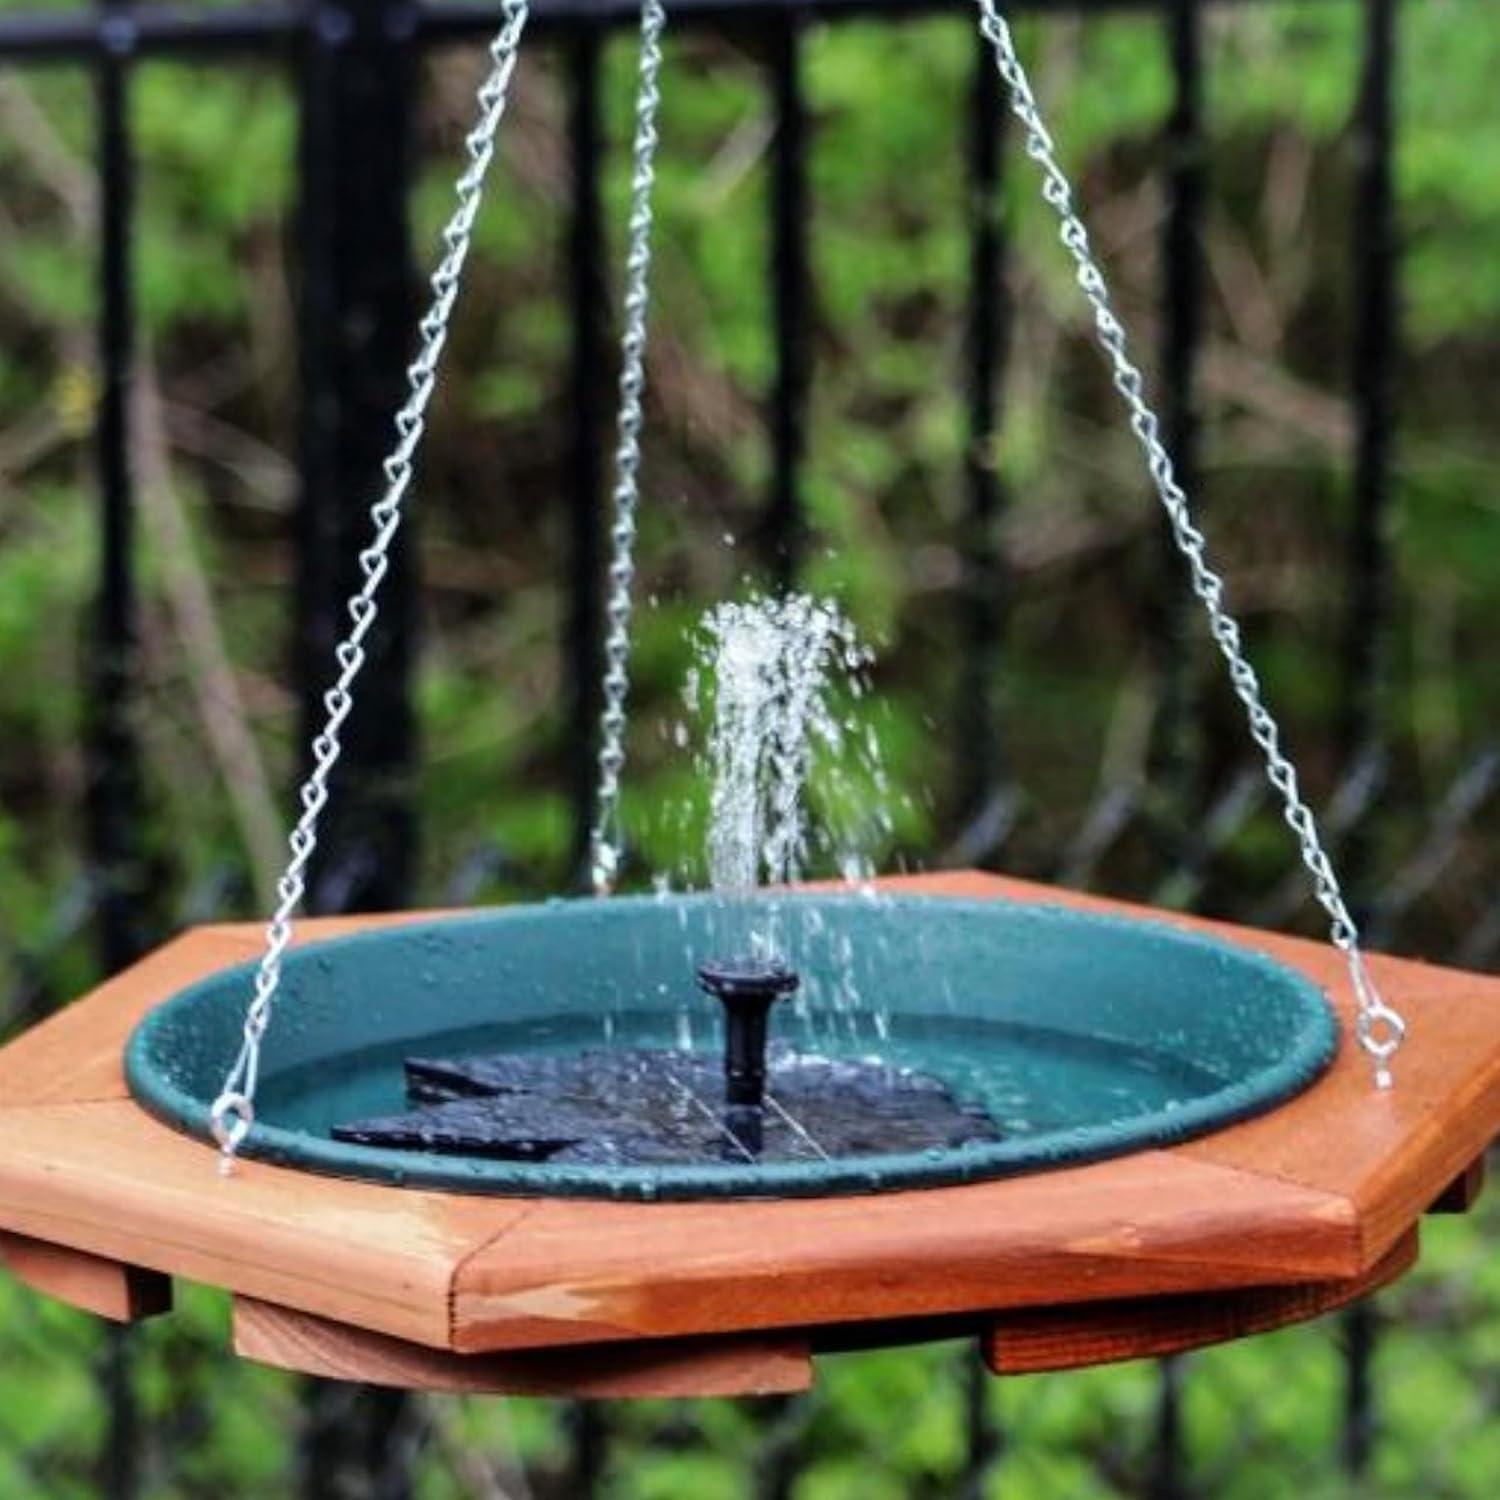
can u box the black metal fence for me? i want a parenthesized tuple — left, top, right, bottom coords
(0, 0, 1494, 1496)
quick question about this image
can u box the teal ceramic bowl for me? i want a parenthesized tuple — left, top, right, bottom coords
(125, 894, 1338, 1200)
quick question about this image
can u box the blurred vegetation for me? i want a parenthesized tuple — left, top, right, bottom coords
(0, 0, 1496, 1495)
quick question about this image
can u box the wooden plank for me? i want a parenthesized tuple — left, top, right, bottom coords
(0, 1230, 171, 1323)
(233, 1297, 811, 1397)
(450, 1149, 1357, 1353)
(983, 1230, 1418, 1376)
(0, 1098, 525, 1350)
(0, 1098, 1358, 1360)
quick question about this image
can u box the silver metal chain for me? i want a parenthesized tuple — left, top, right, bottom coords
(975, 0, 1406, 1086)
(590, 0, 668, 897)
(209, 2, 532, 1170)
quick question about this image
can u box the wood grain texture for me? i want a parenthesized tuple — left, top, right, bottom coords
(450, 1149, 1356, 1353)
(0, 871, 1491, 1366)
(233, 1297, 812, 1397)
(0, 1098, 525, 1348)
(983, 1229, 1419, 1376)
(0, 1231, 171, 1323)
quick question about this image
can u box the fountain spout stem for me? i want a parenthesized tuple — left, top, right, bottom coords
(697, 956, 799, 1156)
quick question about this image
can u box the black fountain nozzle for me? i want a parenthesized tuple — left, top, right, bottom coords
(697, 955, 799, 1157)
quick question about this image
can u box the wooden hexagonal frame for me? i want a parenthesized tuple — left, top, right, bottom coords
(0, 872, 1494, 1395)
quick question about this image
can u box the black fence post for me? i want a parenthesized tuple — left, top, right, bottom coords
(955, 27, 1011, 844)
(1150, 1352, 1187, 1500)
(566, 24, 607, 886)
(765, 10, 809, 587)
(1148, 8, 1205, 1485)
(1342, 0, 1398, 762)
(1341, 0, 1398, 1478)
(962, 1343, 1002, 1496)
(295, 1, 419, 1495)
(87, 8, 148, 1007)
(295, 0, 418, 922)
(1148, 0, 1205, 841)
(87, 5, 148, 1496)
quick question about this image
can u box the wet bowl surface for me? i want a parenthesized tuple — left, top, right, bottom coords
(125, 894, 1338, 1200)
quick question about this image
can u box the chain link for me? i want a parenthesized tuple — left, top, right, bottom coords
(591, 1, 668, 896)
(209, 2, 533, 1169)
(974, 0, 1406, 1085)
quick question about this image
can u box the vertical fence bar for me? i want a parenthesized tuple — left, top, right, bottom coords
(562, 1400, 609, 1497)
(88, 8, 146, 1496)
(1148, 0, 1205, 837)
(1150, 5, 1203, 1489)
(295, 0, 417, 921)
(1149, 1352, 1186, 1500)
(752, 1392, 811, 1500)
(88, 10, 148, 1010)
(756, 16, 813, 1484)
(296, 1, 418, 1495)
(765, 9, 808, 586)
(1341, 0, 1397, 1477)
(1343, 1296, 1380, 1478)
(1342, 0, 1397, 760)
(962, 1343, 1002, 1496)
(566, 25, 607, 886)
(955, 27, 1011, 843)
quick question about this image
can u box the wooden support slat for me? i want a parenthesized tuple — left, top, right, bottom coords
(1429, 1154, 1486, 1214)
(233, 1297, 812, 1397)
(0, 1230, 170, 1323)
(983, 1230, 1418, 1376)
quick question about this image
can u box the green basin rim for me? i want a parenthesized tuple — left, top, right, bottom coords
(124, 894, 1340, 1201)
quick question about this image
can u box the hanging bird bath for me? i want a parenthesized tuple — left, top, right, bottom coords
(1, 2, 1498, 1404)
(0, 871, 1496, 1399)
(124, 893, 1338, 1200)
